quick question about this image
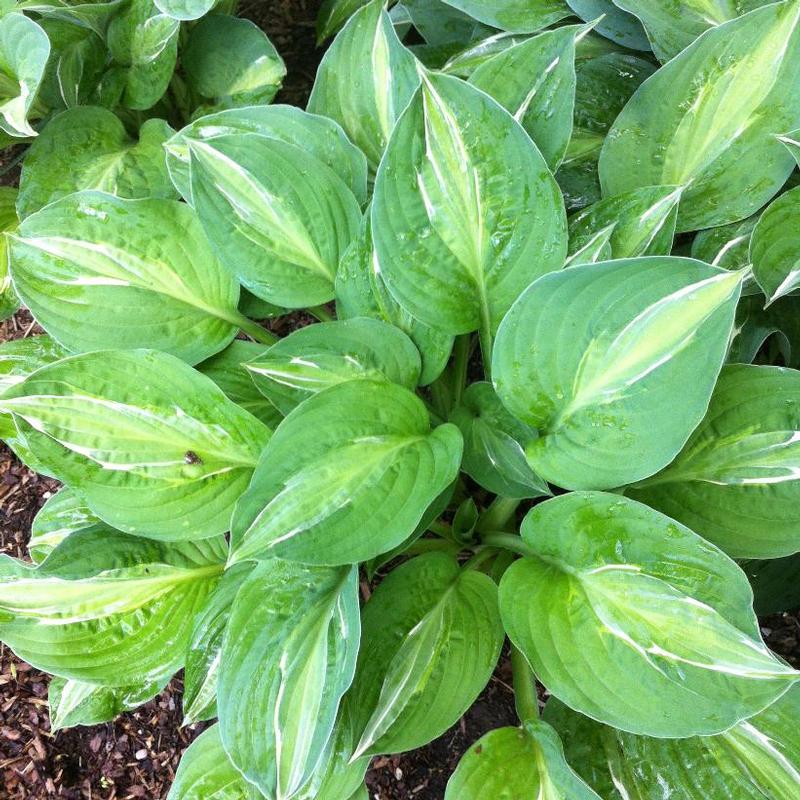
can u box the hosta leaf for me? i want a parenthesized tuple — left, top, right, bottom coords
(335, 212, 453, 386)
(729, 294, 800, 367)
(317, 0, 369, 41)
(564, 225, 614, 267)
(628, 364, 800, 559)
(442, 0, 571, 33)
(469, 24, 587, 170)
(451, 381, 550, 499)
(183, 16, 285, 111)
(0, 186, 19, 320)
(183, 564, 252, 725)
(778, 127, 800, 165)
(230, 380, 462, 565)
(599, 1, 800, 232)
(566, 0, 649, 50)
(168, 725, 260, 800)
(445, 721, 601, 800)
(751, 185, 800, 303)
(167, 105, 367, 207)
(499, 492, 798, 737)
(402, 0, 492, 47)
(692, 214, 758, 270)
(245, 318, 421, 416)
(614, 0, 772, 62)
(567, 186, 682, 260)
(743, 554, 800, 614)
(17, 107, 176, 218)
(189, 133, 361, 307)
(0, 349, 271, 540)
(106, 0, 179, 110)
(9, 192, 243, 364)
(29, 486, 102, 564)
(442, 32, 531, 77)
(492, 257, 742, 490)
(348, 552, 503, 758)
(0, 528, 225, 685)
(49, 674, 167, 731)
(154, 0, 214, 20)
(546, 687, 800, 800)
(218, 559, 360, 799)
(307, 0, 421, 171)
(373, 71, 567, 336)
(16, 0, 125, 36)
(0, 12, 49, 138)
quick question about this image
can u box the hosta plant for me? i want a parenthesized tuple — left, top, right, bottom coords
(2, 0, 800, 798)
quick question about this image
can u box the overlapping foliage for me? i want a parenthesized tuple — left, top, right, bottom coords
(1, 1, 800, 798)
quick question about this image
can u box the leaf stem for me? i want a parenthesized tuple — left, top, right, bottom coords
(477, 496, 521, 532)
(451, 334, 472, 408)
(479, 532, 532, 557)
(309, 304, 335, 322)
(404, 538, 461, 557)
(234, 313, 278, 345)
(511, 644, 540, 723)
(461, 547, 496, 572)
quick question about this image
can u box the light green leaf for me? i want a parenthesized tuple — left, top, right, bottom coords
(348, 552, 503, 758)
(17, 107, 176, 218)
(9, 192, 243, 364)
(599, 1, 800, 232)
(451, 381, 550, 499)
(778, 127, 800, 165)
(16, 0, 125, 36)
(189, 133, 361, 308)
(469, 24, 587, 170)
(442, 32, 532, 77)
(445, 720, 601, 800)
(545, 686, 800, 800)
(0, 528, 225, 685)
(246, 318, 421, 416)
(183, 16, 285, 111)
(219, 559, 360, 799)
(564, 225, 614, 267)
(335, 211, 453, 386)
(568, 185, 682, 260)
(500, 492, 798, 737)
(29, 486, 102, 564)
(106, 0, 179, 110)
(442, 0, 571, 33)
(692, 214, 758, 271)
(0, 349, 270, 540)
(49, 674, 167, 731)
(167, 105, 367, 207)
(307, 0, 421, 171)
(373, 71, 567, 335)
(197, 340, 282, 430)
(0, 12, 49, 138)
(566, 0, 650, 50)
(493, 258, 742, 490)
(628, 364, 800, 559)
(0, 186, 19, 320)
(230, 380, 462, 565)
(168, 725, 261, 800)
(751, 185, 800, 303)
(614, 0, 773, 62)
(154, 0, 214, 20)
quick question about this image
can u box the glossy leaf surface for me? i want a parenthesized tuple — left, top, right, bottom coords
(442, 0, 570, 33)
(751, 185, 800, 303)
(29, 487, 103, 564)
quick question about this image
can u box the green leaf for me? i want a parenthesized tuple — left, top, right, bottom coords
(493, 257, 742, 490)
(49, 674, 167, 731)
(469, 24, 587, 170)
(0, 186, 19, 320)
(0, 528, 225, 685)
(189, 133, 361, 308)
(17, 0, 125, 36)
(499, 492, 798, 737)
(29, 486, 102, 564)
(154, 0, 214, 20)
(403, 0, 492, 47)
(0, 12, 49, 138)
(307, 0, 421, 171)
(9, 192, 243, 365)
(614, 0, 773, 62)
(230, 380, 462, 565)
(197, 340, 282, 430)
(219, 559, 360, 799)
(442, 32, 532, 77)
(442, 0, 571, 33)
(628, 364, 800, 559)
(106, 0, 179, 110)
(545, 686, 800, 800)
(751, 185, 800, 303)
(168, 725, 260, 800)
(373, 71, 567, 336)
(566, 0, 650, 50)
(246, 318, 421, 416)
(317, 0, 369, 41)
(167, 105, 367, 207)
(451, 381, 550, 499)
(183, 563, 252, 725)
(335, 211, 453, 386)
(692, 214, 758, 271)
(445, 721, 601, 800)
(348, 552, 503, 758)
(599, 1, 800, 232)
(567, 186, 682, 260)
(778, 127, 800, 166)
(17, 107, 176, 218)
(0, 349, 271, 540)
(183, 16, 285, 111)
(742, 554, 800, 614)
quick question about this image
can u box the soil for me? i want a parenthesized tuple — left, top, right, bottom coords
(2, 2, 800, 798)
